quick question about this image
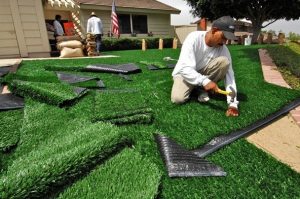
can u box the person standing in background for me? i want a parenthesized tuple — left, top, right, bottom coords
(87, 12, 103, 54)
(53, 15, 64, 37)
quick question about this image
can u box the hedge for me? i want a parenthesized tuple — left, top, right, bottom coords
(101, 37, 174, 51)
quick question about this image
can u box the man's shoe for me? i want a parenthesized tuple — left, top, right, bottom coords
(198, 91, 210, 102)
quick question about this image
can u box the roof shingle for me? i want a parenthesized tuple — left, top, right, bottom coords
(77, 0, 180, 12)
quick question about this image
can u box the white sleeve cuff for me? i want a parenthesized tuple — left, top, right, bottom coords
(228, 101, 238, 109)
(202, 78, 211, 87)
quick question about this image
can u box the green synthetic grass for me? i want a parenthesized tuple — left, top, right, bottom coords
(0, 110, 23, 152)
(0, 98, 128, 199)
(92, 90, 153, 124)
(8, 80, 87, 106)
(139, 60, 169, 69)
(58, 148, 161, 199)
(1, 46, 300, 198)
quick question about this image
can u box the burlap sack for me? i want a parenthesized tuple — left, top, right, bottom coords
(57, 40, 83, 50)
(86, 42, 96, 47)
(59, 47, 84, 58)
(86, 33, 96, 39)
(56, 35, 81, 43)
(88, 51, 98, 56)
(87, 47, 96, 52)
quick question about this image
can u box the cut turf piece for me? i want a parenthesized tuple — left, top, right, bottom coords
(0, 67, 10, 77)
(0, 121, 128, 199)
(139, 61, 175, 70)
(58, 148, 161, 199)
(8, 80, 87, 106)
(45, 64, 141, 74)
(44, 65, 83, 72)
(92, 90, 153, 124)
(0, 109, 23, 152)
(56, 72, 99, 84)
(55, 72, 106, 89)
(96, 88, 138, 93)
(193, 97, 300, 158)
(96, 80, 105, 88)
(10, 97, 95, 159)
(0, 63, 21, 77)
(72, 80, 105, 90)
(0, 93, 24, 110)
(109, 113, 153, 125)
(155, 134, 226, 177)
(83, 63, 141, 74)
(117, 73, 132, 81)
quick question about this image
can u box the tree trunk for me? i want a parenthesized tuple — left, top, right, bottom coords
(250, 21, 263, 44)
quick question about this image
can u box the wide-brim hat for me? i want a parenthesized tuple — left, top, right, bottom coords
(90, 12, 96, 16)
(212, 16, 237, 40)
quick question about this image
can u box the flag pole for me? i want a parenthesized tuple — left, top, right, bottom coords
(111, 0, 119, 39)
(110, 0, 114, 40)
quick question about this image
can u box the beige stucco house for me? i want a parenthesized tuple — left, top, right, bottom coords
(0, 0, 180, 58)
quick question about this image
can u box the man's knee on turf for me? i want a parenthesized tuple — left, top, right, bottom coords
(171, 94, 187, 104)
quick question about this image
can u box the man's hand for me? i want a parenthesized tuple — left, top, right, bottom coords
(203, 81, 219, 92)
(226, 106, 239, 117)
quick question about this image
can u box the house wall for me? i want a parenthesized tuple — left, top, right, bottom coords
(173, 22, 213, 45)
(0, 0, 50, 58)
(0, 1, 20, 58)
(174, 25, 198, 45)
(44, 10, 72, 21)
(148, 14, 174, 37)
(80, 9, 174, 38)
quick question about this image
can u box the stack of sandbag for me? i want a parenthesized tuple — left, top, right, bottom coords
(56, 35, 84, 58)
(86, 33, 97, 56)
(56, 35, 82, 43)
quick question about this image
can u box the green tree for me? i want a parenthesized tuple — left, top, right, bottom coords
(185, 0, 300, 43)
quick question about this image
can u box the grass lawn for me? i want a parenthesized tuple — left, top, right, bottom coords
(1, 45, 300, 198)
(265, 42, 300, 90)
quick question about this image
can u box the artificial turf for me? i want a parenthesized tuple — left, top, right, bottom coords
(7, 80, 87, 106)
(58, 148, 161, 199)
(0, 98, 128, 198)
(92, 90, 153, 124)
(0, 109, 23, 152)
(1, 45, 300, 198)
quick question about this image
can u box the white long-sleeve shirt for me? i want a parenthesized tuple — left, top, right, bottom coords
(87, 16, 103, 34)
(53, 20, 64, 36)
(172, 31, 239, 108)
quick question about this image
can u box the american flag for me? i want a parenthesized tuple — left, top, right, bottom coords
(111, 0, 119, 37)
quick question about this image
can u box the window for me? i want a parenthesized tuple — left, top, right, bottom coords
(132, 15, 148, 33)
(119, 14, 131, 34)
(118, 14, 148, 34)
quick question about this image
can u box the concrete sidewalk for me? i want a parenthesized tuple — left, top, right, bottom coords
(258, 48, 300, 125)
(246, 49, 300, 173)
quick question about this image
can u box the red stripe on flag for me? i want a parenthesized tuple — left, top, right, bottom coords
(111, 0, 119, 37)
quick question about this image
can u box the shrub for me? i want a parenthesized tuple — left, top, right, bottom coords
(288, 32, 300, 42)
(101, 37, 173, 51)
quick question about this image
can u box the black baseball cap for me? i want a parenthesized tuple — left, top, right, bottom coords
(212, 16, 237, 40)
